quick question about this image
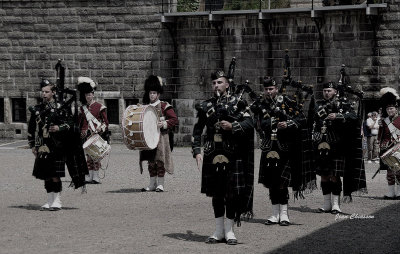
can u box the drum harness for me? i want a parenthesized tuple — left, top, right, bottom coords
(82, 105, 111, 177)
(383, 117, 400, 146)
(372, 117, 400, 179)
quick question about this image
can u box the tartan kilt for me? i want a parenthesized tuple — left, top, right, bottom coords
(259, 151, 291, 189)
(33, 151, 66, 180)
(314, 142, 345, 177)
(201, 157, 245, 198)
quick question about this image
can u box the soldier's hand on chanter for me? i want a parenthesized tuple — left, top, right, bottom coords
(219, 120, 232, 131)
(277, 121, 287, 129)
(157, 121, 163, 129)
(48, 125, 59, 132)
(195, 154, 202, 172)
(326, 113, 336, 120)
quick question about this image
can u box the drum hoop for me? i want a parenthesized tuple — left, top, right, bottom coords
(121, 105, 160, 150)
(83, 133, 99, 148)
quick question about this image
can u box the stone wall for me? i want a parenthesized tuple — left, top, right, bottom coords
(0, 0, 399, 146)
(159, 0, 399, 145)
(0, 0, 167, 139)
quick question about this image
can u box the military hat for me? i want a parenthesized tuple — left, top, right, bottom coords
(211, 70, 228, 80)
(143, 75, 164, 104)
(380, 87, 399, 109)
(40, 79, 54, 88)
(144, 75, 163, 94)
(77, 77, 96, 104)
(322, 82, 337, 90)
(77, 77, 96, 93)
(263, 76, 277, 87)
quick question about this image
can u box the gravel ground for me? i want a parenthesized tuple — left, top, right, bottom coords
(0, 142, 399, 254)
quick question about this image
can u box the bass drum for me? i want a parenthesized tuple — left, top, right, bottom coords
(122, 105, 160, 150)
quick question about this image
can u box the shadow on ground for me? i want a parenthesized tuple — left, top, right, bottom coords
(163, 230, 209, 242)
(9, 204, 78, 211)
(289, 205, 318, 214)
(268, 202, 400, 254)
(106, 188, 143, 193)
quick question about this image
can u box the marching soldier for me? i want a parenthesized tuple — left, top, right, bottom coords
(192, 70, 254, 245)
(311, 82, 366, 214)
(378, 87, 400, 199)
(140, 75, 178, 192)
(252, 76, 315, 226)
(28, 79, 73, 211)
(78, 77, 110, 184)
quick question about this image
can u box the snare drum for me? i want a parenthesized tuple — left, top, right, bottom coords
(381, 143, 400, 172)
(121, 105, 160, 150)
(83, 134, 111, 162)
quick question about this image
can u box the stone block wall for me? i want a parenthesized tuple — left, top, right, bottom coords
(0, 0, 169, 140)
(0, 0, 399, 146)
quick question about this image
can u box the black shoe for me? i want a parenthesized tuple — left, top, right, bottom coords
(205, 237, 224, 244)
(318, 208, 331, 213)
(91, 180, 101, 184)
(49, 207, 61, 211)
(279, 220, 290, 226)
(226, 239, 238, 245)
(331, 209, 341, 214)
(265, 220, 278, 225)
(384, 195, 395, 200)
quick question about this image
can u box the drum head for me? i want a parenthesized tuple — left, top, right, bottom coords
(143, 106, 160, 150)
(83, 134, 98, 149)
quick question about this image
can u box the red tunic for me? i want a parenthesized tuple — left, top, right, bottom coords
(378, 115, 400, 150)
(139, 100, 178, 174)
(79, 101, 109, 133)
(160, 101, 178, 132)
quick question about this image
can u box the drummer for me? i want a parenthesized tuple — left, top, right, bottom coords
(378, 87, 400, 199)
(78, 77, 109, 184)
(140, 75, 178, 192)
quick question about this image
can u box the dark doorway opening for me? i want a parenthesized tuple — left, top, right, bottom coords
(362, 99, 380, 119)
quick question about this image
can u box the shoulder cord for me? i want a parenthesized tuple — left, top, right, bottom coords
(384, 117, 400, 142)
(83, 105, 102, 132)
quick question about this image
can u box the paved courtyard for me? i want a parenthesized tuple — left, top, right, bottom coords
(0, 140, 399, 254)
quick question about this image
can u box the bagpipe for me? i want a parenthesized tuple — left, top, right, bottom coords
(248, 50, 312, 127)
(30, 60, 78, 121)
(336, 64, 364, 118)
(209, 57, 254, 125)
(280, 49, 313, 119)
(313, 64, 364, 122)
(54, 59, 79, 118)
(54, 60, 89, 188)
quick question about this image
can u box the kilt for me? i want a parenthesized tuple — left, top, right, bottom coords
(201, 157, 245, 199)
(316, 156, 346, 177)
(314, 141, 346, 177)
(33, 150, 66, 180)
(259, 151, 291, 189)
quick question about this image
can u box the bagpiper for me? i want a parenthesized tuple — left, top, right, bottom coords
(192, 70, 254, 245)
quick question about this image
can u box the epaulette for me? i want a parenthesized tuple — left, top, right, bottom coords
(28, 104, 42, 114)
(195, 98, 214, 112)
(161, 101, 172, 110)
